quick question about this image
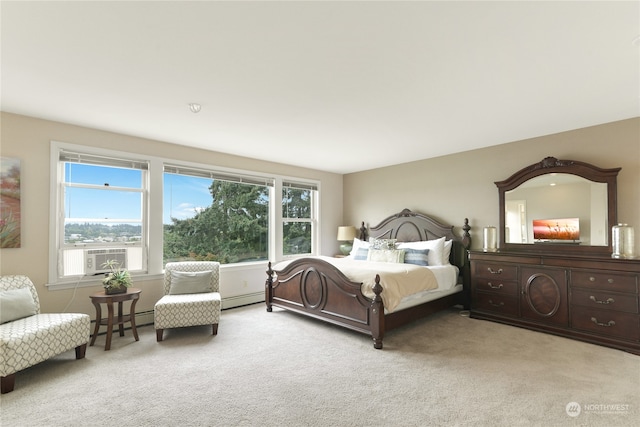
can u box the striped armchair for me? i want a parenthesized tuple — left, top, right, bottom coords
(154, 261, 221, 342)
(0, 275, 90, 393)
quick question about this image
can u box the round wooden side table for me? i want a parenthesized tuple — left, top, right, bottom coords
(89, 288, 141, 351)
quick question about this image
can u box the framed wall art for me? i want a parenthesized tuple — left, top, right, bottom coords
(1, 157, 21, 248)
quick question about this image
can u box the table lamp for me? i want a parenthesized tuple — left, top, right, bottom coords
(337, 225, 357, 256)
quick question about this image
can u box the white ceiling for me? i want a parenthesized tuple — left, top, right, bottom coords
(1, 1, 639, 174)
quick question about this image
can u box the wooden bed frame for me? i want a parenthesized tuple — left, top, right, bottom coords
(265, 208, 471, 349)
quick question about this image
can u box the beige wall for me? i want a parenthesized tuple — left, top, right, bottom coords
(344, 117, 640, 252)
(1, 113, 638, 318)
(0, 112, 343, 316)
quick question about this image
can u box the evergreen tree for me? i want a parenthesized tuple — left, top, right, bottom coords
(163, 180, 269, 263)
(282, 187, 312, 254)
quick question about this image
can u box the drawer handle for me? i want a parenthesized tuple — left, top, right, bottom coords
(487, 267, 503, 275)
(590, 317, 615, 328)
(487, 282, 503, 290)
(488, 299, 504, 307)
(588, 276, 614, 284)
(589, 296, 614, 305)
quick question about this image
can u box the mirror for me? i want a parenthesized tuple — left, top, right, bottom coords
(496, 157, 620, 256)
(505, 174, 608, 245)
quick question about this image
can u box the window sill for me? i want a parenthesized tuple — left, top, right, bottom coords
(46, 261, 272, 290)
(46, 273, 164, 291)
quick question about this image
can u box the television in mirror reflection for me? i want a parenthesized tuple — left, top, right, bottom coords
(533, 217, 580, 243)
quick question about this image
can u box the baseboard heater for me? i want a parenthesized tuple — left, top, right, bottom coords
(91, 292, 265, 334)
(221, 291, 264, 310)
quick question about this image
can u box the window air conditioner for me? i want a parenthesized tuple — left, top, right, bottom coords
(85, 248, 128, 275)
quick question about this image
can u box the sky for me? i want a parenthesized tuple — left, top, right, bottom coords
(163, 173, 213, 223)
(65, 163, 213, 224)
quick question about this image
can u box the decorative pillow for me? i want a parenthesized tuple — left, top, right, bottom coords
(397, 236, 446, 266)
(367, 249, 405, 263)
(353, 247, 369, 260)
(169, 270, 214, 295)
(0, 287, 38, 324)
(403, 248, 430, 266)
(369, 238, 397, 250)
(349, 237, 370, 258)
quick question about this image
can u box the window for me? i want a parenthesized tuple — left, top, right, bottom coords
(163, 165, 273, 264)
(55, 150, 148, 279)
(282, 181, 318, 256)
(50, 141, 321, 287)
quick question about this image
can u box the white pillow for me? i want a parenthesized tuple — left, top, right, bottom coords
(443, 240, 452, 265)
(169, 270, 214, 295)
(367, 249, 405, 263)
(0, 287, 38, 324)
(348, 237, 370, 258)
(398, 236, 446, 266)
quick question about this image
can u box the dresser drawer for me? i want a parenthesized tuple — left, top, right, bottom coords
(473, 292, 519, 316)
(571, 306, 640, 341)
(473, 277, 518, 296)
(473, 262, 518, 281)
(571, 270, 637, 294)
(571, 289, 638, 314)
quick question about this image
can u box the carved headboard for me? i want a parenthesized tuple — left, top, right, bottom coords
(360, 208, 471, 270)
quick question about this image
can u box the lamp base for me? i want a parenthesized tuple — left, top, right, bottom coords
(339, 243, 353, 256)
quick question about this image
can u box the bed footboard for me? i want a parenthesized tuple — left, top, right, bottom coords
(265, 259, 385, 348)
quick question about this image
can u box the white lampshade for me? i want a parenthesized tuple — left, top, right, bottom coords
(337, 226, 357, 241)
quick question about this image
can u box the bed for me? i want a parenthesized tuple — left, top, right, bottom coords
(265, 208, 471, 349)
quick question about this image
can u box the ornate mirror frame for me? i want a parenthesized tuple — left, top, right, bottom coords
(496, 157, 621, 257)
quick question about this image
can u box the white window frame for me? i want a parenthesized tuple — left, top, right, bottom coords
(162, 163, 275, 264)
(49, 142, 152, 287)
(48, 141, 321, 289)
(280, 178, 319, 258)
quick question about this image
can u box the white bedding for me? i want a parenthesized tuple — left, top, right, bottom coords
(391, 284, 462, 314)
(273, 256, 459, 313)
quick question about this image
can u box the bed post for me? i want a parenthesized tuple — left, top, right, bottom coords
(462, 218, 471, 250)
(461, 218, 472, 310)
(370, 274, 384, 349)
(265, 262, 274, 312)
(359, 221, 367, 240)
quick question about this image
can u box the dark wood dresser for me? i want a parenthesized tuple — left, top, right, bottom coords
(469, 251, 640, 354)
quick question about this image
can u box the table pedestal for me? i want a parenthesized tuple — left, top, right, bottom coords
(89, 288, 141, 351)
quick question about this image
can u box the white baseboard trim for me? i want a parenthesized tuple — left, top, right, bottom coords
(222, 292, 265, 310)
(136, 310, 155, 327)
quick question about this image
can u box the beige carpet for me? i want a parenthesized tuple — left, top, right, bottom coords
(1, 303, 638, 426)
